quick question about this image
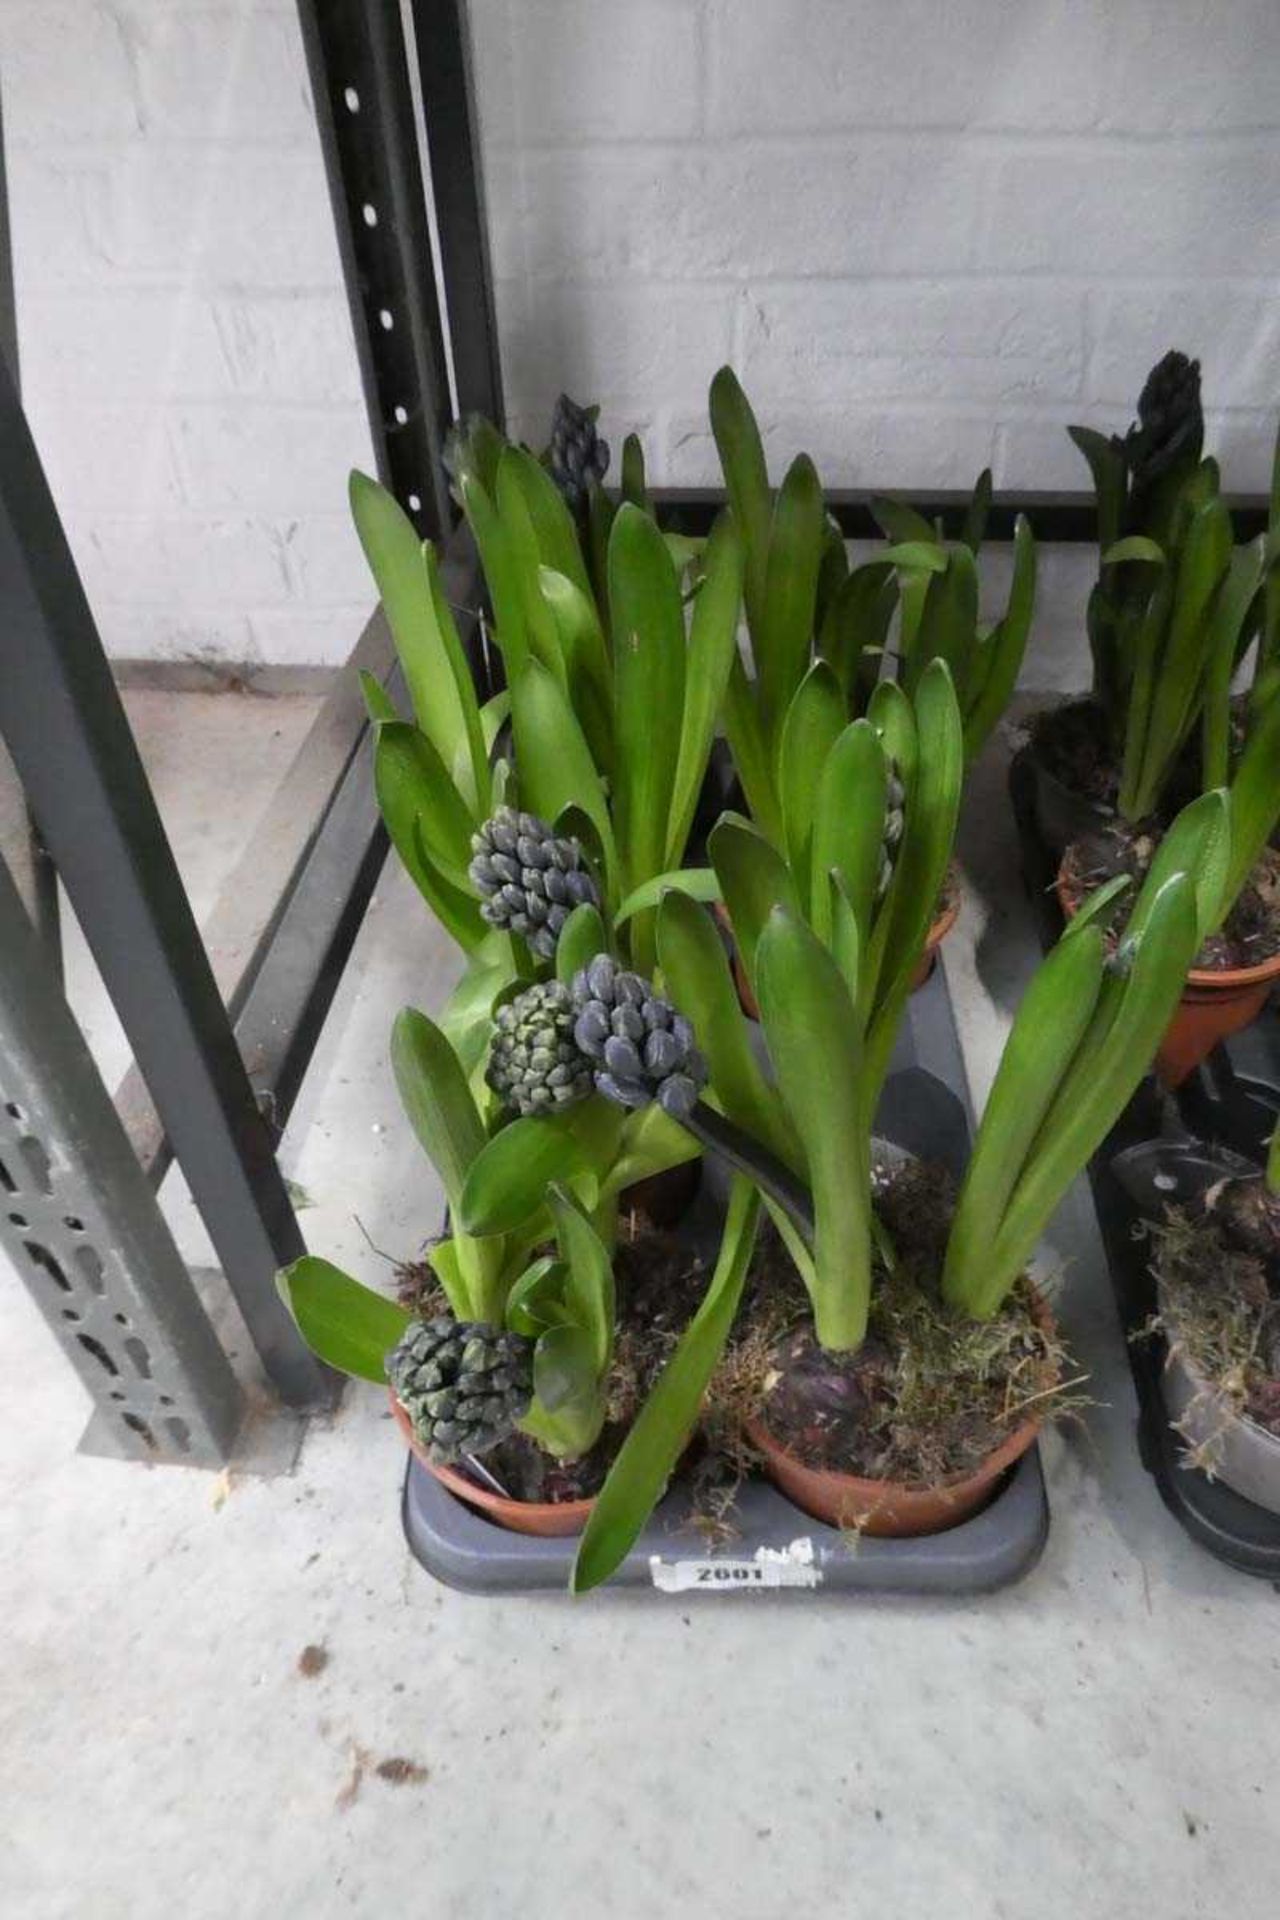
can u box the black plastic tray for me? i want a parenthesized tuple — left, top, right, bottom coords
(401, 959, 1051, 1596)
(1173, 1013, 1280, 1163)
(1010, 746, 1280, 1577)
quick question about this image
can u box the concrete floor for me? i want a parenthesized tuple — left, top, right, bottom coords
(3, 690, 1278, 1920)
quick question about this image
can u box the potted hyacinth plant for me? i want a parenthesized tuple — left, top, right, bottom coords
(442, 657, 1204, 1588)
(349, 397, 741, 1072)
(563, 803, 1206, 1590)
(277, 964, 760, 1536)
(275, 389, 766, 1538)
(1048, 459, 1280, 1083)
(1025, 349, 1209, 848)
(709, 371, 1036, 992)
(1109, 1101, 1280, 1523)
(1151, 1105, 1280, 1517)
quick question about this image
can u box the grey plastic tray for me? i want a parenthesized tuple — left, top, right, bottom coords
(401, 960, 1050, 1595)
(402, 1446, 1047, 1596)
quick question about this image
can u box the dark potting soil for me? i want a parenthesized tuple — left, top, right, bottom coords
(728, 1160, 1069, 1487)
(1027, 699, 1120, 808)
(1061, 825, 1280, 972)
(1150, 1179, 1280, 1438)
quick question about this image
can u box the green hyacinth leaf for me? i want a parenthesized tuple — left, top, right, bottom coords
(547, 1184, 615, 1377)
(599, 1101, 700, 1205)
(1101, 535, 1168, 569)
(809, 718, 887, 949)
(941, 925, 1105, 1315)
(438, 941, 519, 1077)
(1200, 540, 1267, 792)
(1136, 492, 1233, 815)
(459, 469, 528, 678)
(555, 900, 609, 986)
(277, 1257, 410, 1385)
(613, 867, 721, 927)
(817, 560, 897, 705)
(529, 1324, 602, 1434)
(962, 514, 1037, 762)
(778, 660, 847, 902)
(962, 467, 993, 554)
(656, 887, 798, 1169)
(459, 1112, 597, 1239)
(708, 812, 802, 999)
(880, 540, 948, 574)
(1126, 789, 1231, 950)
(865, 675, 918, 795)
(571, 1179, 760, 1593)
(709, 366, 772, 637)
(609, 503, 686, 897)
(495, 453, 565, 681)
(723, 651, 784, 847)
(620, 432, 649, 512)
(666, 511, 745, 868)
(502, 442, 594, 602)
(910, 544, 980, 698)
(757, 453, 825, 748)
(373, 721, 475, 893)
(870, 494, 938, 547)
(359, 667, 400, 724)
(1220, 679, 1280, 922)
(757, 904, 870, 1352)
(350, 472, 489, 814)
(391, 1007, 488, 1209)
(511, 658, 619, 898)
(978, 871, 1201, 1318)
(539, 565, 615, 776)
(504, 1256, 569, 1338)
(1061, 872, 1133, 940)
(1067, 425, 1127, 552)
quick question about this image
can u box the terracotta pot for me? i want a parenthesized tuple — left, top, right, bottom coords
(389, 1394, 594, 1538)
(1149, 960, 1280, 1088)
(717, 890, 959, 1021)
(747, 1288, 1053, 1538)
(1054, 865, 1280, 1089)
(909, 891, 961, 990)
(747, 1409, 1042, 1537)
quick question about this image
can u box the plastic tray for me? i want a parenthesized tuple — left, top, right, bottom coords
(401, 959, 1051, 1597)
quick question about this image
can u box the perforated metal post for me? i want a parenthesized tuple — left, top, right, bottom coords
(298, 0, 455, 539)
(0, 357, 333, 1410)
(0, 855, 244, 1466)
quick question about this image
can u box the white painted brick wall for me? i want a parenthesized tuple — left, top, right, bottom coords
(3, 0, 1279, 668)
(1, 0, 374, 669)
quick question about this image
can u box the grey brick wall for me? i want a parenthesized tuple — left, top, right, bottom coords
(3, 0, 1278, 668)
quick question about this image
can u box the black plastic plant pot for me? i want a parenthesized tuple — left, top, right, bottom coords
(1016, 706, 1116, 861)
(1091, 1106, 1280, 1577)
(400, 961, 1051, 1598)
(1173, 1016, 1280, 1165)
(1008, 747, 1071, 948)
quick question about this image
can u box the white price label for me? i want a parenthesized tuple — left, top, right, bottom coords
(648, 1537, 821, 1592)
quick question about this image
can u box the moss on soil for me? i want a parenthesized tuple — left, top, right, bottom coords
(1148, 1181, 1280, 1440)
(1061, 825, 1280, 972)
(704, 1158, 1076, 1492)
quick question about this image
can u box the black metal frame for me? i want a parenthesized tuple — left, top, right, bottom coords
(651, 487, 1271, 544)
(0, 0, 1271, 1432)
